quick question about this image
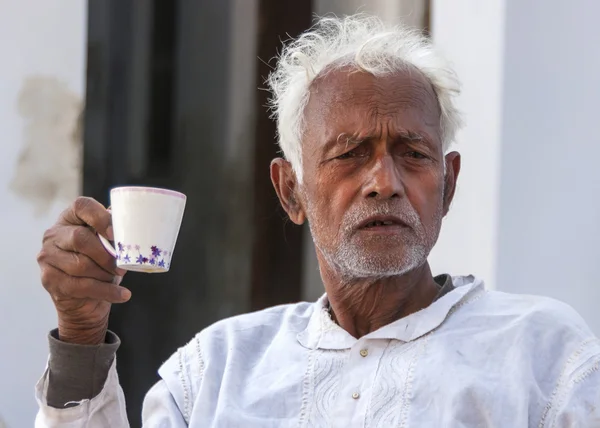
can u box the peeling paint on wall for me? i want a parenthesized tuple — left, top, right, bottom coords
(10, 75, 82, 216)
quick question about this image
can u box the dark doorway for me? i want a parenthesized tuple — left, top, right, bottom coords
(84, 0, 312, 424)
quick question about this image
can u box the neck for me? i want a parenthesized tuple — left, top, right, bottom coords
(319, 258, 440, 338)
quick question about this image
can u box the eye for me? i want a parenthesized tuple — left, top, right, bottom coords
(406, 151, 427, 159)
(336, 150, 357, 160)
(335, 146, 366, 160)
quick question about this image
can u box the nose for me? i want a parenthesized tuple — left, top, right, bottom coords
(362, 155, 404, 199)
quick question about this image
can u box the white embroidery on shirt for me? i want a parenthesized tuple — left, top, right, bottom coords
(298, 347, 315, 425)
(194, 335, 205, 391)
(399, 338, 429, 428)
(365, 339, 428, 427)
(177, 348, 191, 423)
(573, 357, 600, 384)
(300, 348, 348, 427)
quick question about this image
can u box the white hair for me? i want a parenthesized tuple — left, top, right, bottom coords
(266, 14, 463, 182)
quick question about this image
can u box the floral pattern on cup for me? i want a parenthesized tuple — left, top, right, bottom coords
(116, 242, 171, 270)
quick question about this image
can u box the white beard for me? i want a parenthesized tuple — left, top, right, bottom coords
(308, 197, 442, 279)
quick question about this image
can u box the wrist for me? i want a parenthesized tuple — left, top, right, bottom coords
(58, 320, 109, 345)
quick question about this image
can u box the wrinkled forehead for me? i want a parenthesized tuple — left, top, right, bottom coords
(303, 67, 442, 145)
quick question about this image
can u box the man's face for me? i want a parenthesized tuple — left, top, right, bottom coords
(272, 68, 460, 279)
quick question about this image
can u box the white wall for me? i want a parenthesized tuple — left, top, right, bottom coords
(429, 0, 506, 288)
(432, 0, 600, 334)
(0, 2, 86, 426)
(496, 0, 600, 334)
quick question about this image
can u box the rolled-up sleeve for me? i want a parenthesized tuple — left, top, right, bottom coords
(45, 329, 120, 408)
(34, 329, 187, 427)
(35, 357, 129, 427)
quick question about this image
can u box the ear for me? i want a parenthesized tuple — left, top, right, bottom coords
(442, 151, 461, 216)
(270, 158, 306, 225)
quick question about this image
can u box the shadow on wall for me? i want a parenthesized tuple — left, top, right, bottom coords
(10, 75, 83, 216)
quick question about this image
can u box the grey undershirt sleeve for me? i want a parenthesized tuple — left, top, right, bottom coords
(46, 328, 120, 408)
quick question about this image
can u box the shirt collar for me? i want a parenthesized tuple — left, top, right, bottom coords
(297, 275, 484, 350)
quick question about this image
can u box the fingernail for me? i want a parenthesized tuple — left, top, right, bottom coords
(114, 275, 123, 285)
(120, 288, 131, 301)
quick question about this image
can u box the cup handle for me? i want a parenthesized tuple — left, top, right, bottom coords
(97, 206, 117, 258)
(98, 233, 117, 258)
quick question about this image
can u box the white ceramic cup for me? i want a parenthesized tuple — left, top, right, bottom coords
(98, 186, 187, 273)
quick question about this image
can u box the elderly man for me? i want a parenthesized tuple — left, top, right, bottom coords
(35, 14, 599, 427)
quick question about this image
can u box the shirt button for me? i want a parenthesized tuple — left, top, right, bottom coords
(359, 349, 369, 357)
(352, 392, 360, 399)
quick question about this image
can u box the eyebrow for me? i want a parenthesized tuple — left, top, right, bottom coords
(324, 130, 427, 152)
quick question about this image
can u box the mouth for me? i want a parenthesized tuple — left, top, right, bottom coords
(358, 215, 407, 230)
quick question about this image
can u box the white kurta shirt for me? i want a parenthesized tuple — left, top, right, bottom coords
(35, 276, 600, 427)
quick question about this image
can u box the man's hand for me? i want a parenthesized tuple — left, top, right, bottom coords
(38, 197, 130, 345)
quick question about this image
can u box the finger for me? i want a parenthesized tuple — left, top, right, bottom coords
(53, 225, 126, 276)
(59, 197, 112, 237)
(40, 243, 117, 283)
(41, 263, 130, 303)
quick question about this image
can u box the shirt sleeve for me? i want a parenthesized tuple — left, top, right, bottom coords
(550, 346, 600, 427)
(141, 380, 188, 427)
(35, 329, 188, 428)
(35, 355, 130, 427)
(45, 328, 120, 408)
